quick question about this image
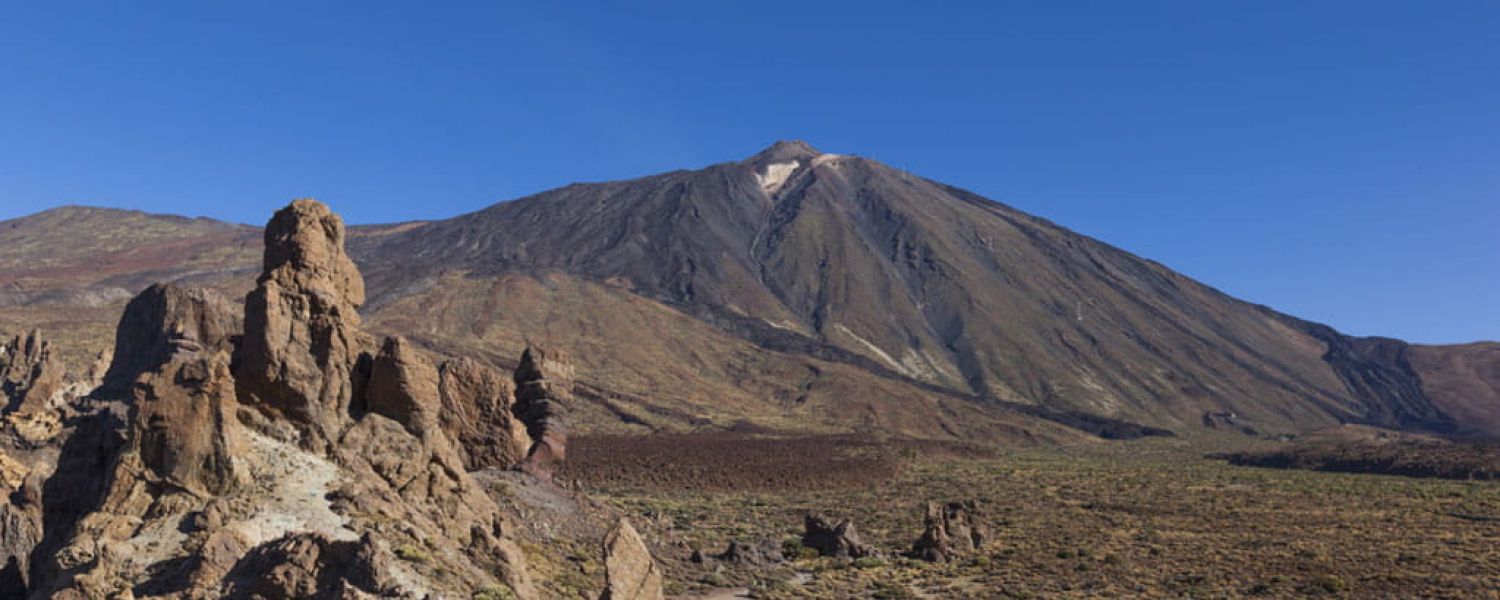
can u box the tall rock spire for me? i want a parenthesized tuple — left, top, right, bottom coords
(234, 198, 370, 451)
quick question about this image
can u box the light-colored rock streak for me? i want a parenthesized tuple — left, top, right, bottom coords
(833, 323, 913, 377)
(234, 429, 358, 545)
(756, 160, 800, 195)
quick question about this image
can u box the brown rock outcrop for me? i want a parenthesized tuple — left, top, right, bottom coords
(513, 346, 571, 478)
(364, 336, 441, 440)
(23, 283, 252, 597)
(102, 283, 241, 392)
(15, 200, 541, 599)
(438, 357, 530, 471)
(600, 518, 663, 600)
(235, 199, 370, 451)
(116, 284, 248, 496)
(221, 532, 394, 599)
(909, 500, 988, 562)
(802, 513, 877, 558)
(1, 330, 67, 445)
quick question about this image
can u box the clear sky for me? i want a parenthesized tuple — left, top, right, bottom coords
(1, 2, 1496, 344)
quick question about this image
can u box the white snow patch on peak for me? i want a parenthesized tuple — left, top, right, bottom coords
(756, 160, 800, 195)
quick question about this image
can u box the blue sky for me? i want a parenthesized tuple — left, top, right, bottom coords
(1, 2, 1496, 344)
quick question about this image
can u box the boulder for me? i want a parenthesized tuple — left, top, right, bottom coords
(600, 518, 663, 600)
(235, 199, 370, 451)
(802, 513, 876, 558)
(438, 357, 530, 471)
(909, 500, 988, 562)
(715, 538, 782, 567)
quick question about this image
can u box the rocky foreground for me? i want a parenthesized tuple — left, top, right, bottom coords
(0, 200, 662, 599)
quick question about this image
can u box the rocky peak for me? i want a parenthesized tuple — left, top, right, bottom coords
(746, 140, 821, 166)
(17, 199, 539, 598)
(235, 198, 371, 451)
(260, 198, 366, 313)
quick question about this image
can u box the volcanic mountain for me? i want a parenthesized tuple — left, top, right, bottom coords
(3, 141, 1497, 440)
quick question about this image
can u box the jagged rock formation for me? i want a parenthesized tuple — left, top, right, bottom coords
(1, 330, 67, 446)
(235, 199, 370, 453)
(438, 357, 530, 471)
(513, 346, 571, 478)
(117, 284, 248, 495)
(802, 513, 877, 559)
(28, 283, 251, 596)
(600, 518, 663, 600)
(909, 500, 988, 562)
(9, 199, 538, 599)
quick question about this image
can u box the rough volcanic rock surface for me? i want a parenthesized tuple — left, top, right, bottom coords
(802, 513, 876, 559)
(220, 532, 394, 599)
(364, 335, 442, 440)
(910, 500, 988, 562)
(234, 199, 370, 451)
(600, 518, 663, 600)
(438, 357, 530, 471)
(1, 330, 67, 445)
(714, 538, 783, 567)
(116, 284, 248, 496)
(513, 346, 571, 478)
(12, 200, 540, 599)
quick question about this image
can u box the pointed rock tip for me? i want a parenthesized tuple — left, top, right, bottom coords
(747, 140, 821, 165)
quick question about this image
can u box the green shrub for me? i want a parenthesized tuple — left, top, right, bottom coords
(395, 544, 429, 563)
(473, 585, 517, 600)
(852, 556, 887, 569)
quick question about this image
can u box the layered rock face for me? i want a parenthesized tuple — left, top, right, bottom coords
(235, 199, 369, 452)
(513, 346, 571, 478)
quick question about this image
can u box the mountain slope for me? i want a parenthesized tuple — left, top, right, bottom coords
(2, 142, 1497, 439)
(353, 141, 1494, 436)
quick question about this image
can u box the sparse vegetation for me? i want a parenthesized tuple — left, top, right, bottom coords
(472, 585, 516, 600)
(577, 434, 1500, 598)
(394, 544, 429, 563)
